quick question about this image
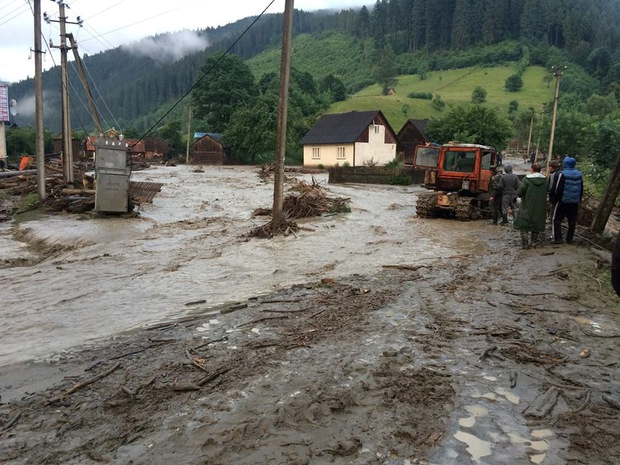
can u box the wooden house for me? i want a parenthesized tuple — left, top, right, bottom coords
(191, 132, 229, 165)
(143, 136, 170, 161)
(54, 134, 85, 160)
(397, 119, 429, 165)
(301, 110, 398, 168)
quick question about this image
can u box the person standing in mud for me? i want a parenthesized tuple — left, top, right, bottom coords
(488, 166, 503, 225)
(547, 160, 562, 237)
(549, 156, 583, 244)
(514, 163, 547, 248)
(498, 164, 520, 225)
(613, 235, 620, 297)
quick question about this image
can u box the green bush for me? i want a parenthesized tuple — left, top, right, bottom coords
(407, 91, 433, 100)
(388, 175, 412, 185)
(432, 94, 446, 111)
(505, 74, 524, 92)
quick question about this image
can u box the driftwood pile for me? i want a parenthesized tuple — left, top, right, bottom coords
(248, 177, 351, 238)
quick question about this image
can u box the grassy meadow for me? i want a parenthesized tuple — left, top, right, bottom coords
(330, 65, 555, 131)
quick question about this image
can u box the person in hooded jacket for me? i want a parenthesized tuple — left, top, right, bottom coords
(548, 156, 583, 243)
(514, 163, 548, 248)
(498, 164, 520, 225)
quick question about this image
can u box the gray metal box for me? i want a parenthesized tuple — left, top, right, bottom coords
(95, 138, 130, 213)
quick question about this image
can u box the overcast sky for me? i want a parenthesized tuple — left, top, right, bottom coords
(0, 0, 366, 84)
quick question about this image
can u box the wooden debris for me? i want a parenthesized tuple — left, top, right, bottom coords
(236, 315, 289, 328)
(220, 302, 248, 314)
(382, 264, 429, 271)
(523, 387, 561, 418)
(0, 412, 22, 434)
(47, 362, 121, 404)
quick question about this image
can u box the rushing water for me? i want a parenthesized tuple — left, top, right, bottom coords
(0, 165, 473, 367)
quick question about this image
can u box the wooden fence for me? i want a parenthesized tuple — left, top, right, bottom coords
(328, 166, 413, 185)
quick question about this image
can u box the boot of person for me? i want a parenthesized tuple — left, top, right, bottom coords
(520, 231, 529, 248)
(531, 232, 539, 246)
(500, 214, 509, 225)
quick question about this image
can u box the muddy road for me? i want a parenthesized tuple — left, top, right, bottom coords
(0, 164, 619, 464)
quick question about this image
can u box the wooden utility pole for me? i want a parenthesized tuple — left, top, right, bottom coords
(271, 0, 294, 235)
(546, 66, 565, 173)
(34, 0, 46, 199)
(185, 106, 192, 164)
(48, 1, 82, 183)
(67, 33, 102, 135)
(525, 109, 534, 165)
(591, 154, 620, 234)
(59, 1, 73, 182)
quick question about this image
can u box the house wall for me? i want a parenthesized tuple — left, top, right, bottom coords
(303, 143, 355, 167)
(192, 136, 227, 165)
(355, 124, 396, 165)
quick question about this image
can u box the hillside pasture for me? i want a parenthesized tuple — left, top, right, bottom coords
(330, 65, 555, 130)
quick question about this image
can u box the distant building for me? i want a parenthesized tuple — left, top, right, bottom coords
(300, 110, 398, 168)
(191, 132, 229, 165)
(397, 119, 429, 165)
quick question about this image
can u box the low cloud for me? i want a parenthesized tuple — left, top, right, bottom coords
(10, 91, 56, 120)
(121, 30, 209, 64)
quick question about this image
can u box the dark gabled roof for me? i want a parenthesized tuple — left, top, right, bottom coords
(301, 110, 383, 145)
(399, 118, 428, 136)
(194, 132, 223, 142)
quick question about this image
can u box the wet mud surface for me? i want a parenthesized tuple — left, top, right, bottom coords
(1, 163, 619, 464)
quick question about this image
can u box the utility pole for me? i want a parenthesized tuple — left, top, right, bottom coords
(34, 0, 46, 199)
(546, 66, 565, 173)
(185, 106, 192, 164)
(591, 154, 620, 234)
(525, 109, 534, 166)
(67, 33, 101, 135)
(271, 0, 294, 235)
(47, 2, 83, 184)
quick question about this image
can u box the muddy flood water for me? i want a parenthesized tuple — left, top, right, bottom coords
(1, 163, 619, 465)
(0, 165, 470, 367)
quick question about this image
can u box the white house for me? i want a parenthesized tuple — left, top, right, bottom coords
(301, 110, 398, 168)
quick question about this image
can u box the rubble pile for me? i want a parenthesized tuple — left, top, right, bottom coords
(248, 177, 351, 238)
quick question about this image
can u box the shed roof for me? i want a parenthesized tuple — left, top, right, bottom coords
(301, 110, 384, 145)
(194, 132, 223, 142)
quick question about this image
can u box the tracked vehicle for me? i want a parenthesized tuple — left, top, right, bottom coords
(413, 142, 498, 220)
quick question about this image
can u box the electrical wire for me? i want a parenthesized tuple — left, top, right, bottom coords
(131, 0, 277, 147)
(0, 1, 29, 26)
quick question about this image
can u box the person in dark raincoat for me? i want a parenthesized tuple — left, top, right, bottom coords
(498, 164, 520, 225)
(612, 235, 620, 297)
(514, 163, 548, 248)
(488, 166, 503, 225)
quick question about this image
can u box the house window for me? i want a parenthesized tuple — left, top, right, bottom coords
(374, 125, 380, 134)
(312, 147, 320, 159)
(337, 146, 346, 159)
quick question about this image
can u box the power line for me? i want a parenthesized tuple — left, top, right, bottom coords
(0, 1, 29, 26)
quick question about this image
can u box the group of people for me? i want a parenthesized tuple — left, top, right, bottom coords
(488, 157, 583, 249)
(488, 155, 620, 299)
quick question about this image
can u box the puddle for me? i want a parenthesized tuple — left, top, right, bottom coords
(454, 430, 492, 461)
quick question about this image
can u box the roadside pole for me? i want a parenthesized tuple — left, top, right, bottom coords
(591, 154, 620, 234)
(546, 66, 565, 174)
(185, 106, 192, 164)
(525, 109, 534, 164)
(34, 0, 46, 199)
(271, 0, 294, 235)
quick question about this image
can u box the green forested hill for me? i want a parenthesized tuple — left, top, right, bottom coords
(5, 0, 620, 151)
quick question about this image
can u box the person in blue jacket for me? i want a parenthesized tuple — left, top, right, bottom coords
(548, 157, 583, 244)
